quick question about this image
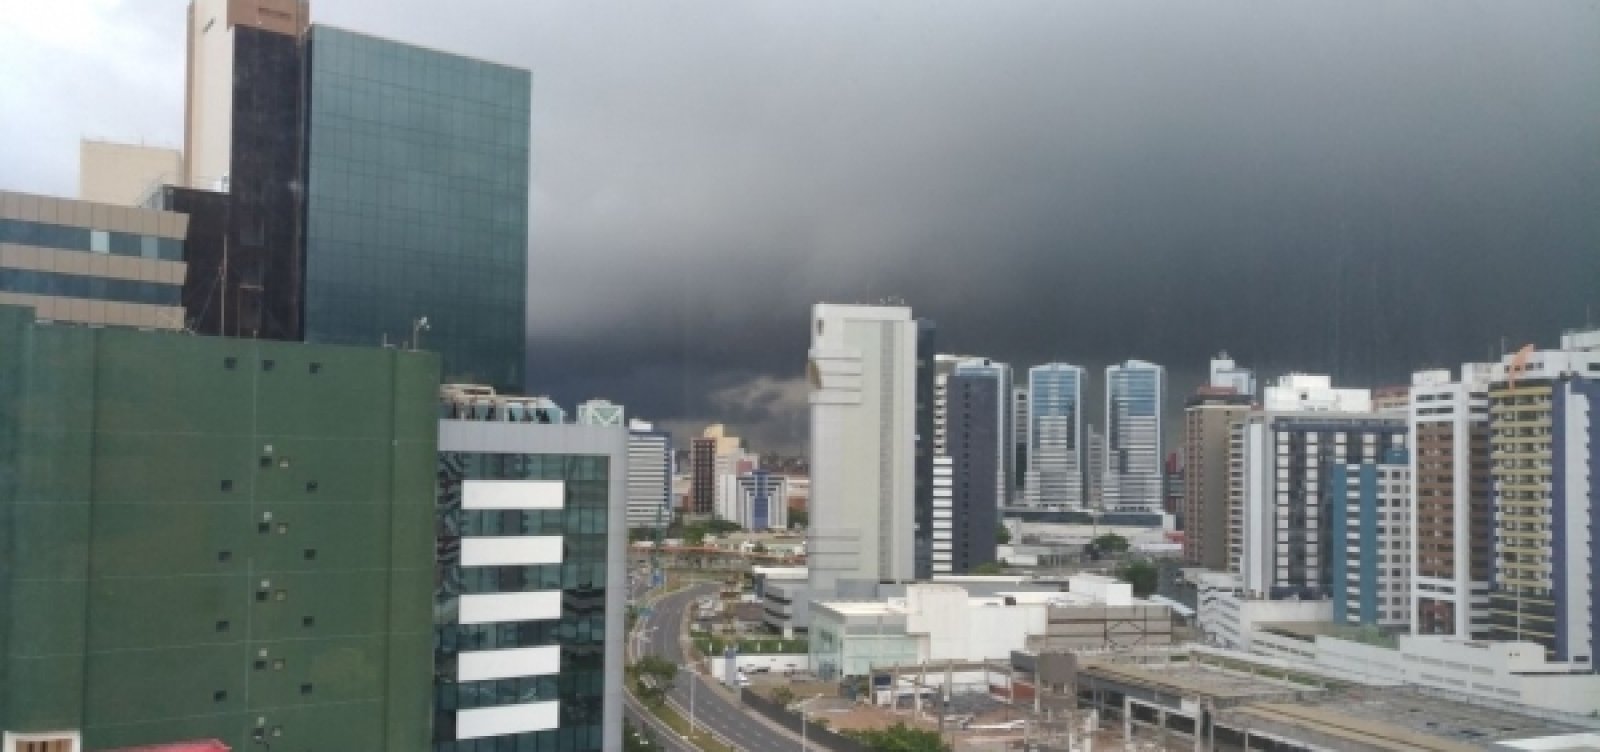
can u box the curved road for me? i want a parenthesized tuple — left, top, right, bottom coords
(635, 582, 808, 752)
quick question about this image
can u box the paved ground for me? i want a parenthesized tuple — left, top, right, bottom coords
(638, 582, 810, 752)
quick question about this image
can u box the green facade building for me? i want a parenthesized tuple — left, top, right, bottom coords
(0, 305, 439, 751)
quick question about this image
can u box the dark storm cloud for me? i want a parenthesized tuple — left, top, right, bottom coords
(5, 2, 1598, 452)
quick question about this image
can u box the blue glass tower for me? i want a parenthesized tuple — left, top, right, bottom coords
(302, 27, 530, 392)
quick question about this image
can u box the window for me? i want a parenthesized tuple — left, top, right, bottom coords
(90, 230, 109, 253)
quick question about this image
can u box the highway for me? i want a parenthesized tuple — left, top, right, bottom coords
(634, 580, 810, 752)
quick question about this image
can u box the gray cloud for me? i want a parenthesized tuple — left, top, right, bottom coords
(4, 1, 1598, 452)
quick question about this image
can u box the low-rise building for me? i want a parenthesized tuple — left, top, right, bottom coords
(1022, 646, 1598, 752)
(1195, 573, 1333, 649)
(809, 575, 1174, 679)
(1246, 622, 1600, 716)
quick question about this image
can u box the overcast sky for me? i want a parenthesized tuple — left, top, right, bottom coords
(3, 1, 1597, 452)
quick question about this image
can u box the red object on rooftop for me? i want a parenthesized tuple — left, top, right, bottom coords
(101, 741, 230, 752)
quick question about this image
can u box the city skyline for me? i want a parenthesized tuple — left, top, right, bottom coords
(4, 1, 1597, 453)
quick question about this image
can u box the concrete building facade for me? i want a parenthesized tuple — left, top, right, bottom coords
(1182, 389, 1251, 570)
(807, 303, 918, 595)
(626, 420, 673, 530)
(716, 470, 790, 531)
(78, 140, 184, 207)
(1486, 330, 1600, 663)
(0, 304, 439, 751)
(1410, 365, 1495, 638)
(0, 190, 188, 330)
(1329, 448, 1412, 629)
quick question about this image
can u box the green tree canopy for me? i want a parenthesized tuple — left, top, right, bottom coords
(996, 525, 1011, 544)
(1117, 558, 1159, 597)
(844, 722, 950, 751)
(1092, 533, 1129, 553)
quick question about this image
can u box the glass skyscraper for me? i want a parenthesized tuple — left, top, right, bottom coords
(1104, 360, 1165, 513)
(1026, 363, 1085, 509)
(303, 26, 530, 391)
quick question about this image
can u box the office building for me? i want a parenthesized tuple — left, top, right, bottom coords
(689, 436, 716, 518)
(1163, 451, 1184, 518)
(1329, 448, 1412, 629)
(810, 577, 1173, 680)
(78, 140, 184, 207)
(0, 304, 438, 751)
(300, 26, 529, 389)
(178, 0, 310, 341)
(1486, 329, 1600, 662)
(1410, 364, 1495, 638)
(1025, 363, 1085, 509)
(1234, 375, 1406, 599)
(575, 399, 625, 427)
(435, 386, 626, 751)
(1010, 385, 1029, 502)
(912, 319, 937, 579)
(944, 364, 1002, 573)
(716, 470, 790, 531)
(1182, 387, 1252, 570)
(1374, 386, 1410, 414)
(626, 420, 673, 530)
(930, 455, 955, 574)
(178, 1, 531, 390)
(807, 303, 917, 594)
(1103, 360, 1165, 513)
(1085, 424, 1105, 509)
(0, 190, 187, 330)
(1208, 352, 1256, 396)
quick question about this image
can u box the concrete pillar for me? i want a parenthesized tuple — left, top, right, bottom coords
(1123, 696, 1133, 745)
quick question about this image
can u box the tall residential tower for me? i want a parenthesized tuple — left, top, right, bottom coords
(807, 304, 917, 595)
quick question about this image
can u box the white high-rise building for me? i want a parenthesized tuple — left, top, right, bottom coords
(1103, 360, 1165, 513)
(808, 303, 918, 594)
(626, 419, 673, 530)
(1025, 363, 1085, 509)
(1233, 375, 1406, 600)
(716, 470, 790, 531)
(576, 399, 625, 427)
(1209, 352, 1256, 396)
(1409, 365, 1495, 638)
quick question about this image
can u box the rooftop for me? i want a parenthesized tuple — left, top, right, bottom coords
(1260, 620, 1399, 649)
(1223, 687, 1594, 751)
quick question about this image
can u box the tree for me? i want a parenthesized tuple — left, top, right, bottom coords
(624, 718, 657, 751)
(751, 542, 768, 554)
(996, 525, 1011, 544)
(1117, 558, 1159, 597)
(683, 525, 708, 546)
(707, 517, 742, 534)
(1091, 533, 1130, 556)
(629, 656, 678, 707)
(971, 561, 1004, 575)
(844, 722, 950, 751)
(771, 686, 796, 707)
(790, 508, 809, 528)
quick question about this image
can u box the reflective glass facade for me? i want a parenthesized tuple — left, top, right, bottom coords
(435, 451, 611, 752)
(304, 26, 530, 391)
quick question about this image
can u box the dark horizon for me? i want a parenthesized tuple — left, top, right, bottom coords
(5, 1, 1598, 453)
